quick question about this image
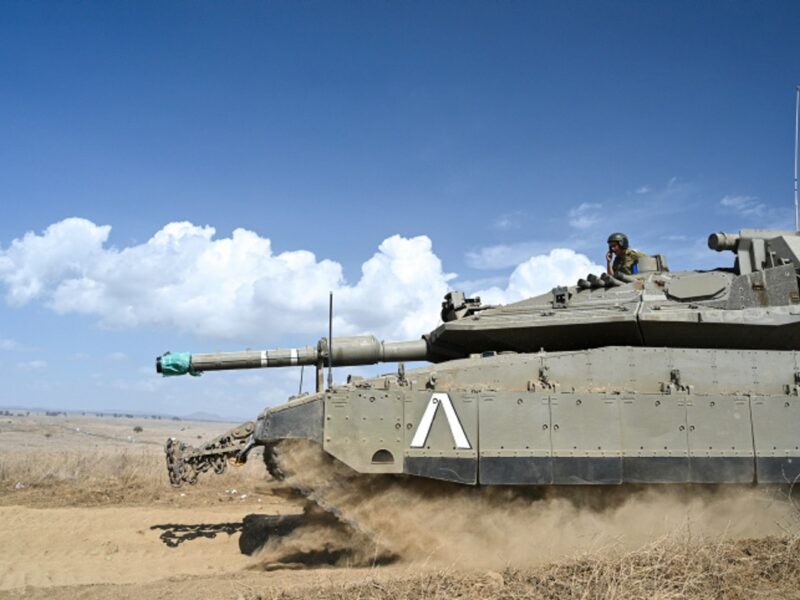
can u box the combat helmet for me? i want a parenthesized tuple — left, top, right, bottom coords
(607, 232, 629, 249)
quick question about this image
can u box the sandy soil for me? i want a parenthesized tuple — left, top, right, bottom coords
(0, 505, 258, 590)
(2, 412, 800, 600)
(0, 413, 308, 598)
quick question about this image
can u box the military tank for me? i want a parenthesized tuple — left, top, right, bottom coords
(158, 228, 800, 488)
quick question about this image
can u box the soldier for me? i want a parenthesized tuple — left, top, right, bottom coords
(606, 232, 644, 276)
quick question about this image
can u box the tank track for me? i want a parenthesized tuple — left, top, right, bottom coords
(263, 443, 286, 481)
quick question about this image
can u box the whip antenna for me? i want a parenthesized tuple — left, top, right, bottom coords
(298, 365, 304, 395)
(327, 291, 333, 390)
(795, 85, 799, 231)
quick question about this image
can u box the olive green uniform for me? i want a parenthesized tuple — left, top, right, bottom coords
(612, 248, 645, 276)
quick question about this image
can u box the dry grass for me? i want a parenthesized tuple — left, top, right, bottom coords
(0, 448, 270, 507)
(249, 535, 800, 600)
(0, 450, 164, 487)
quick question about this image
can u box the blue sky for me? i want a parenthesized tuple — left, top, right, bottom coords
(1, 1, 799, 419)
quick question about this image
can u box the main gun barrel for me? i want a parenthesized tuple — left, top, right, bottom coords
(156, 335, 429, 376)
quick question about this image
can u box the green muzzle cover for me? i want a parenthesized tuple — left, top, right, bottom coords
(160, 352, 201, 377)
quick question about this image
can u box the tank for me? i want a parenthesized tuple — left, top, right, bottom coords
(158, 228, 800, 488)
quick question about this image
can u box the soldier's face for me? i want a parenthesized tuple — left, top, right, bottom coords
(609, 242, 623, 257)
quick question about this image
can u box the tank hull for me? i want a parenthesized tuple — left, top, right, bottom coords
(257, 346, 800, 486)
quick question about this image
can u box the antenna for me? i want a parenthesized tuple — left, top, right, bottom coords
(327, 291, 333, 390)
(298, 365, 304, 396)
(795, 85, 799, 231)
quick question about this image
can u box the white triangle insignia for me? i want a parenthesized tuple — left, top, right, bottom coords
(410, 393, 471, 449)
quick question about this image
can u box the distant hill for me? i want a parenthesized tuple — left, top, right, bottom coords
(0, 405, 239, 423)
(182, 410, 234, 423)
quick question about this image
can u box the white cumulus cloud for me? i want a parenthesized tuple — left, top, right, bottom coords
(0, 218, 111, 306)
(474, 248, 604, 305)
(0, 218, 455, 341)
(0, 218, 610, 345)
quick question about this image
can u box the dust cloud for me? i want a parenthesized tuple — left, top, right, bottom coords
(256, 440, 798, 569)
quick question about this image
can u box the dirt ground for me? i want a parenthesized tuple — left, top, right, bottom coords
(2, 412, 800, 599)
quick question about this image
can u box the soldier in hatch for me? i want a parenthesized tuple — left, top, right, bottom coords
(606, 232, 645, 276)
